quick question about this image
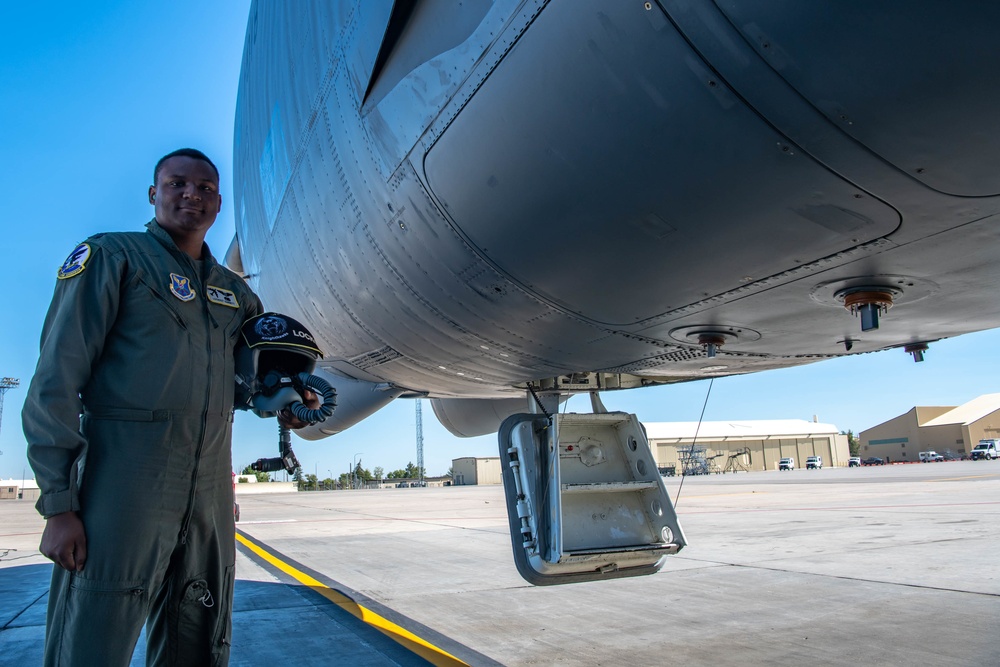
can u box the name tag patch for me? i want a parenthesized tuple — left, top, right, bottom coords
(57, 243, 91, 280)
(207, 285, 240, 308)
(169, 273, 196, 302)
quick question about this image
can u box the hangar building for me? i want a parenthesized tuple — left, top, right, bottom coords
(0, 478, 40, 502)
(452, 456, 502, 485)
(859, 393, 1000, 461)
(458, 419, 850, 480)
(645, 419, 849, 472)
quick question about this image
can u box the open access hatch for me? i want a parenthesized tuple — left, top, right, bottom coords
(499, 411, 686, 585)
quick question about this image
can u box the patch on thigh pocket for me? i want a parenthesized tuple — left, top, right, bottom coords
(177, 576, 225, 649)
(182, 579, 215, 607)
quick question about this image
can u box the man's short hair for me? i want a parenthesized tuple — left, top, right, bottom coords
(153, 148, 220, 184)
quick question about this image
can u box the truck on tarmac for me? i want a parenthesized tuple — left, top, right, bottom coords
(970, 439, 1000, 460)
(919, 451, 944, 462)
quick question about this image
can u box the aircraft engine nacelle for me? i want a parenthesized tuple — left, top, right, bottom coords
(431, 396, 566, 437)
(293, 368, 405, 441)
(431, 397, 534, 438)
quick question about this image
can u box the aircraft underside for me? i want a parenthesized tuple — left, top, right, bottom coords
(231, 0, 1000, 582)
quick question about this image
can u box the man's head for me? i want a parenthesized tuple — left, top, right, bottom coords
(153, 148, 219, 184)
(148, 148, 222, 252)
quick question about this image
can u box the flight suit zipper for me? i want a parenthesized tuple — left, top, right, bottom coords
(179, 259, 215, 545)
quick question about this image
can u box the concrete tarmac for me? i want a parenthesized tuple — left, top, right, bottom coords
(2, 461, 998, 665)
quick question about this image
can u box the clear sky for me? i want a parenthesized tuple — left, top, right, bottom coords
(1, 1, 998, 482)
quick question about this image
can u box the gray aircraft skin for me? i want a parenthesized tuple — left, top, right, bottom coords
(231, 0, 1000, 441)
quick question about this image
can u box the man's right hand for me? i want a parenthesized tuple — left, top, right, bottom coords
(40, 511, 87, 572)
(278, 388, 321, 430)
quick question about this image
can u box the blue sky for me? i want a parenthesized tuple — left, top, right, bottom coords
(1, 1, 998, 481)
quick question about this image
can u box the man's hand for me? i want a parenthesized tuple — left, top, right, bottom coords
(40, 511, 87, 572)
(277, 388, 321, 430)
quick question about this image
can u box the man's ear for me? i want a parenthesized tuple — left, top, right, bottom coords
(148, 185, 157, 204)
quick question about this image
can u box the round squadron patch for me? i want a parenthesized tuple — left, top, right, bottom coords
(169, 273, 196, 302)
(57, 243, 91, 280)
(254, 315, 288, 340)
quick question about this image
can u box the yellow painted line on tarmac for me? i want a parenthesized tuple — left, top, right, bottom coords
(929, 474, 1000, 482)
(235, 532, 468, 666)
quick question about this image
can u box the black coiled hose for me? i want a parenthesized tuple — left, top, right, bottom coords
(286, 372, 337, 424)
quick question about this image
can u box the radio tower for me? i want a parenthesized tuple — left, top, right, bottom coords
(0, 377, 20, 442)
(415, 399, 424, 485)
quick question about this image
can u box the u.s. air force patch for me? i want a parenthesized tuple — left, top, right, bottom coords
(169, 273, 196, 302)
(57, 243, 91, 280)
(206, 285, 239, 308)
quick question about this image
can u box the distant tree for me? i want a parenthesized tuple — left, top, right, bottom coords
(240, 463, 271, 483)
(404, 462, 426, 479)
(304, 473, 318, 491)
(841, 430, 860, 456)
(292, 465, 304, 490)
(386, 469, 407, 479)
(373, 466, 384, 481)
(444, 467, 454, 479)
(354, 463, 372, 482)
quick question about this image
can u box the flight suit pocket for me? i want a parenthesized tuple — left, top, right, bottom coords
(68, 574, 146, 598)
(63, 575, 147, 657)
(173, 574, 227, 666)
(211, 565, 235, 665)
(133, 269, 189, 331)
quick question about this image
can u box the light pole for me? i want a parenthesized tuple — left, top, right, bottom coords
(0, 377, 20, 440)
(327, 469, 332, 491)
(352, 453, 362, 489)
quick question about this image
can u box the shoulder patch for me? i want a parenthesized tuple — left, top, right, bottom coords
(206, 285, 240, 309)
(57, 243, 92, 280)
(169, 273, 196, 302)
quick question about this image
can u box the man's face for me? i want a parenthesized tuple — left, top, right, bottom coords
(148, 156, 222, 238)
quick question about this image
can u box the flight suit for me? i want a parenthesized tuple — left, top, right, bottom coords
(23, 220, 262, 666)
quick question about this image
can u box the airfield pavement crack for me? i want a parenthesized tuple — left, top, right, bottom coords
(672, 534, 981, 569)
(680, 533, 986, 567)
(0, 548, 45, 564)
(672, 553, 1000, 598)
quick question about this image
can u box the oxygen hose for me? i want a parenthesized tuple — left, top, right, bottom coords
(250, 373, 337, 475)
(286, 372, 337, 424)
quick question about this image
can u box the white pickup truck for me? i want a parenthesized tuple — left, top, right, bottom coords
(970, 440, 1000, 460)
(919, 451, 944, 462)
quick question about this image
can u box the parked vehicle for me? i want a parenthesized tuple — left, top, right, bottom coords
(862, 457, 884, 466)
(848, 457, 861, 467)
(778, 457, 795, 471)
(806, 456, 823, 469)
(919, 451, 945, 462)
(970, 440, 1000, 460)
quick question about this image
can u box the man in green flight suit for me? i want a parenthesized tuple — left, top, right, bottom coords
(23, 148, 262, 666)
